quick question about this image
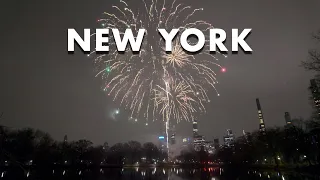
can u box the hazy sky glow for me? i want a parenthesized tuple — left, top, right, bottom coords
(0, 0, 320, 145)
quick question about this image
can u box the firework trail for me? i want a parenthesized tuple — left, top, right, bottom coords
(154, 71, 206, 123)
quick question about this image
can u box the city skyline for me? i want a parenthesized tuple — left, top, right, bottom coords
(0, 0, 320, 145)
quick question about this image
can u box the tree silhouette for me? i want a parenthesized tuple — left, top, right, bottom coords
(302, 30, 320, 72)
(0, 116, 319, 168)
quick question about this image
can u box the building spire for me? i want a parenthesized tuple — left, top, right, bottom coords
(256, 98, 266, 132)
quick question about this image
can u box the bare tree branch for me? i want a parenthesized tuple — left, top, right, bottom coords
(312, 30, 320, 42)
(301, 30, 320, 72)
(301, 50, 320, 71)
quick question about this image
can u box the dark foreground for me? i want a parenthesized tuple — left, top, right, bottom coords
(0, 167, 319, 180)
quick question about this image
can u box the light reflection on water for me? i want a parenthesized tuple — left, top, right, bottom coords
(0, 167, 319, 180)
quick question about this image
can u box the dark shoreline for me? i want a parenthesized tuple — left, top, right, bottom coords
(1, 163, 319, 173)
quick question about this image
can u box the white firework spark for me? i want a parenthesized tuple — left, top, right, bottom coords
(154, 74, 204, 123)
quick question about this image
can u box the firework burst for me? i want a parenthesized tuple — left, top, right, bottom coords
(89, 0, 226, 123)
(161, 39, 191, 68)
(154, 73, 205, 123)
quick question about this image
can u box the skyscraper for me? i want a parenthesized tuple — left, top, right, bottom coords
(192, 119, 204, 151)
(158, 135, 166, 152)
(256, 98, 266, 132)
(310, 79, 320, 115)
(193, 120, 198, 137)
(284, 112, 292, 125)
(194, 135, 205, 151)
(171, 125, 176, 145)
(223, 129, 234, 147)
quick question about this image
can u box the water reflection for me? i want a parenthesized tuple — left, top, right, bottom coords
(0, 167, 319, 180)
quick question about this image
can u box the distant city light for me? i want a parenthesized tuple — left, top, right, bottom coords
(159, 136, 165, 140)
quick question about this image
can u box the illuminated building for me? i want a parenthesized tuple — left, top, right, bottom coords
(193, 135, 205, 151)
(193, 120, 198, 136)
(170, 134, 175, 144)
(256, 98, 266, 132)
(182, 137, 191, 144)
(182, 138, 188, 143)
(181, 137, 192, 150)
(158, 135, 166, 152)
(310, 79, 320, 115)
(192, 119, 205, 151)
(171, 125, 176, 145)
(223, 129, 234, 147)
(284, 112, 292, 125)
(204, 141, 215, 154)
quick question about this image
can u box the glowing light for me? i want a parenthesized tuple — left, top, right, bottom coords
(221, 68, 226, 72)
(159, 136, 165, 139)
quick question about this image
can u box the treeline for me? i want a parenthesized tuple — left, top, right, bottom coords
(1, 120, 320, 167)
(0, 128, 166, 166)
(214, 120, 320, 166)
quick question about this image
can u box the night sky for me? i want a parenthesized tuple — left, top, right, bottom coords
(0, 0, 319, 145)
